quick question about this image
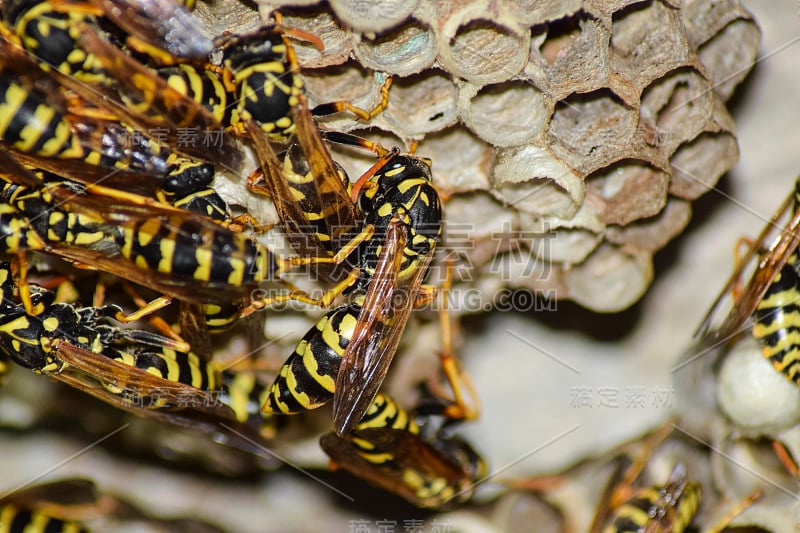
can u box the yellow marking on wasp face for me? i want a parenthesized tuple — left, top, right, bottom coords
(42, 316, 59, 332)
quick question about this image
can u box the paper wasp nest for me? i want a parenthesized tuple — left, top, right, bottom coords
(207, 0, 759, 312)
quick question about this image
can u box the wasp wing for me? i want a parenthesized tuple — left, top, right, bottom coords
(88, 0, 213, 60)
(178, 301, 213, 360)
(642, 465, 695, 533)
(694, 189, 800, 351)
(333, 219, 434, 435)
(76, 28, 242, 170)
(292, 98, 359, 243)
(248, 97, 358, 284)
(53, 340, 231, 415)
(320, 427, 470, 508)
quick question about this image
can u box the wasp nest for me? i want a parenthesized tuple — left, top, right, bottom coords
(202, 0, 759, 312)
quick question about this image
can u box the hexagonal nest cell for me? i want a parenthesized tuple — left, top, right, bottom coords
(248, 0, 759, 313)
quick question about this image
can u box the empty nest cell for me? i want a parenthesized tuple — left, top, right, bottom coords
(547, 89, 638, 176)
(460, 80, 548, 148)
(379, 70, 459, 137)
(585, 160, 669, 226)
(437, 15, 531, 85)
(353, 18, 436, 75)
(609, 0, 696, 94)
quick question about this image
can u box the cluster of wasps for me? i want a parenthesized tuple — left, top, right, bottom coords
(0, 0, 488, 524)
(599, 133, 800, 531)
(581, 180, 800, 529)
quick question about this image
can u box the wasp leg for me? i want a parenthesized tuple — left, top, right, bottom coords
(772, 439, 800, 477)
(13, 254, 43, 316)
(349, 147, 401, 201)
(320, 131, 390, 157)
(289, 224, 376, 269)
(434, 262, 479, 421)
(704, 488, 762, 533)
(413, 285, 438, 308)
(732, 236, 760, 301)
(241, 267, 362, 316)
(312, 75, 392, 122)
(230, 213, 271, 234)
(605, 423, 675, 521)
(116, 283, 190, 352)
(272, 12, 325, 51)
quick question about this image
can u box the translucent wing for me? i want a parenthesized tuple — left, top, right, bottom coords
(53, 341, 228, 415)
(333, 219, 434, 435)
(642, 465, 698, 533)
(320, 427, 471, 508)
(76, 28, 242, 170)
(88, 0, 213, 59)
(248, 97, 358, 284)
(41, 182, 268, 305)
(694, 187, 800, 351)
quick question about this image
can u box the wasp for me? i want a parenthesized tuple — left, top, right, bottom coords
(588, 426, 762, 533)
(0, 478, 225, 532)
(0, 45, 174, 180)
(695, 176, 800, 386)
(319, 392, 485, 508)
(0, 259, 277, 446)
(3, 0, 212, 65)
(598, 464, 700, 533)
(260, 148, 443, 435)
(1, 0, 242, 171)
(0, 155, 227, 322)
(0, 479, 99, 533)
(0, 155, 313, 321)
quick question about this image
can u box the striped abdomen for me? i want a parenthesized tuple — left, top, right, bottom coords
(753, 254, 800, 384)
(262, 304, 360, 414)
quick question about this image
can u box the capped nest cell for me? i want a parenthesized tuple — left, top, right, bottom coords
(227, 0, 760, 312)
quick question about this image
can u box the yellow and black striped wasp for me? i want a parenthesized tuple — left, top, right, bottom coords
(598, 464, 701, 533)
(0, 478, 224, 532)
(0, 149, 315, 325)
(258, 149, 445, 435)
(0, 478, 105, 533)
(1, 0, 243, 170)
(319, 392, 486, 508)
(589, 426, 762, 533)
(0, 259, 278, 448)
(694, 176, 800, 386)
(0, 40, 174, 182)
